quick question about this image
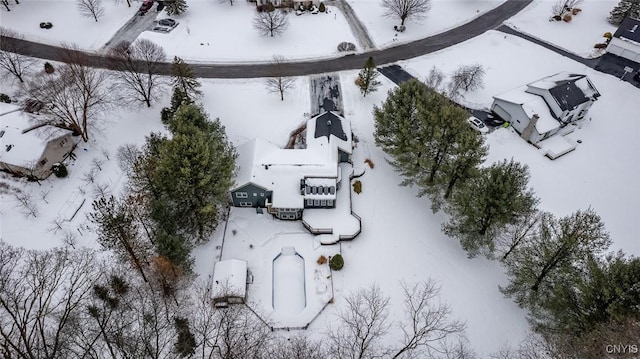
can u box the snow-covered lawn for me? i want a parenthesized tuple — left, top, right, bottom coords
(347, 0, 506, 48)
(506, 0, 619, 58)
(402, 30, 640, 255)
(0, 0, 137, 50)
(139, 2, 357, 62)
(1, 20, 639, 359)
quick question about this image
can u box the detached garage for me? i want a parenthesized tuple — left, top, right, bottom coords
(607, 17, 640, 63)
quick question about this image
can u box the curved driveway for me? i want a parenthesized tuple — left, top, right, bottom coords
(1, 0, 532, 78)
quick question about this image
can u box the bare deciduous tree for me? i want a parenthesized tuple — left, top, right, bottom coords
(392, 280, 467, 359)
(109, 39, 168, 107)
(265, 54, 295, 101)
(448, 64, 485, 98)
(267, 334, 327, 359)
(253, 9, 289, 37)
(0, 243, 101, 359)
(382, 0, 432, 26)
(326, 284, 391, 359)
(0, 27, 35, 83)
(25, 46, 112, 142)
(13, 191, 38, 218)
(77, 0, 104, 21)
(211, 304, 272, 359)
(424, 65, 445, 91)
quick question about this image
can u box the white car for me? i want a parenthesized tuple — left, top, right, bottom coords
(467, 116, 489, 134)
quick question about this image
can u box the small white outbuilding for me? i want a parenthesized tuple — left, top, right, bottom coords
(211, 259, 248, 307)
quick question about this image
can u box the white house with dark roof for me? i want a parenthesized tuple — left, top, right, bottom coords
(607, 16, 640, 63)
(230, 111, 351, 220)
(0, 102, 78, 180)
(491, 72, 600, 144)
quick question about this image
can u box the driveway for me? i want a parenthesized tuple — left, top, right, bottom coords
(0, 0, 533, 78)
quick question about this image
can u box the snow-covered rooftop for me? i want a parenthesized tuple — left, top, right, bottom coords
(233, 112, 351, 208)
(494, 86, 560, 134)
(211, 258, 247, 299)
(0, 103, 67, 167)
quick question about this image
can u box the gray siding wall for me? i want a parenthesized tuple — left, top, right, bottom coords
(492, 99, 530, 134)
(231, 184, 272, 207)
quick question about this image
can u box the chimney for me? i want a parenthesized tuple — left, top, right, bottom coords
(521, 114, 540, 143)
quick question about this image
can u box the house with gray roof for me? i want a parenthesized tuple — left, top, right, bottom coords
(491, 72, 600, 144)
(607, 16, 640, 63)
(1, 102, 78, 180)
(230, 111, 352, 220)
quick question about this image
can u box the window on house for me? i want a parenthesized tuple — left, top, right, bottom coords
(328, 200, 334, 207)
(260, 193, 265, 197)
(239, 202, 252, 207)
(253, 193, 257, 197)
(312, 186, 317, 194)
(314, 199, 320, 206)
(320, 200, 326, 207)
(306, 199, 313, 207)
(235, 192, 248, 198)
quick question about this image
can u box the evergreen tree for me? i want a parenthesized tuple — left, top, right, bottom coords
(357, 57, 381, 97)
(533, 252, 640, 337)
(608, 0, 640, 25)
(174, 317, 197, 357)
(443, 159, 538, 257)
(171, 56, 202, 101)
(165, 0, 187, 15)
(161, 87, 192, 124)
(89, 196, 152, 283)
(374, 80, 431, 188)
(149, 104, 236, 244)
(501, 208, 612, 309)
(427, 128, 487, 211)
(374, 80, 486, 212)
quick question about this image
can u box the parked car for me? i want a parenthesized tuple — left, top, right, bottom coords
(152, 26, 172, 33)
(139, 0, 154, 13)
(467, 116, 489, 134)
(158, 18, 177, 27)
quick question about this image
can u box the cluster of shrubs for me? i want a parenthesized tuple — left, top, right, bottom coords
(594, 32, 612, 49)
(0, 93, 11, 104)
(329, 254, 343, 271)
(52, 163, 68, 178)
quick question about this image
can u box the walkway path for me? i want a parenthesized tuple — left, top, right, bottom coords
(328, 0, 376, 51)
(100, 10, 159, 53)
(0, 0, 533, 78)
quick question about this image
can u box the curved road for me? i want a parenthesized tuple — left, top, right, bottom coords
(1, 0, 532, 78)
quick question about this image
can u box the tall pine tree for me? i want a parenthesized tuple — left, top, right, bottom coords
(443, 158, 538, 258)
(165, 0, 187, 15)
(171, 56, 202, 101)
(148, 104, 236, 244)
(608, 0, 640, 25)
(357, 57, 381, 97)
(374, 79, 487, 213)
(501, 208, 612, 309)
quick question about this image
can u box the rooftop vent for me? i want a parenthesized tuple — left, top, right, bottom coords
(631, 25, 638, 33)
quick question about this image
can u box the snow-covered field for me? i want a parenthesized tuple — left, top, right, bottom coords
(0, 0, 137, 49)
(139, 2, 357, 62)
(506, 0, 619, 58)
(2, 0, 640, 356)
(347, 0, 506, 48)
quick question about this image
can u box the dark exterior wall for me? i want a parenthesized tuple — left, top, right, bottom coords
(231, 183, 272, 207)
(338, 149, 350, 163)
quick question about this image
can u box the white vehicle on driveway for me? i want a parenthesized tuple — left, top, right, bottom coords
(467, 116, 489, 134)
